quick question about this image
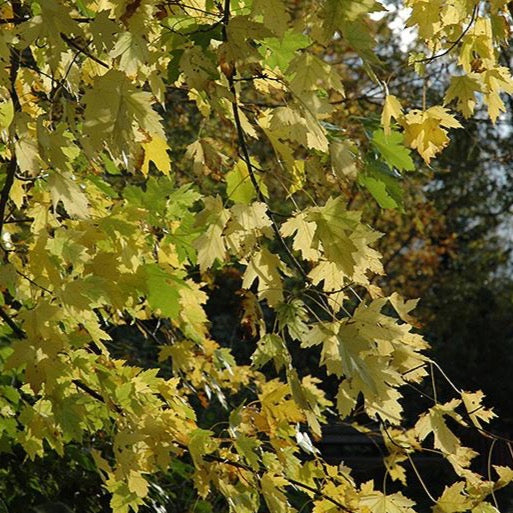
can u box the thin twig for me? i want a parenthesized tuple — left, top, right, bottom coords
(0, 16, 96, 24)
(430, 360, 462, 395)
(60, 34, 109, 69)
(429, 362, 438, 403)
(406, 453, 437, 503)
(4, 217, 34, 224)
(414, 6, 478, 64)
(72, 379, 123, 414)
(0, 307, 24, 338)
(16, 270, 52, 294)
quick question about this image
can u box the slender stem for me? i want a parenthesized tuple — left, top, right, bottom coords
(507, 441, 513, 464)
(16, 270, 52, 294)
(430, 360, 462, 395)
(4, 217, 34, 224)
(406, 454, 437, 503)
(488, 439, 499, 510)
(429, 362, 438, 403)
(0, 16, 96, 24)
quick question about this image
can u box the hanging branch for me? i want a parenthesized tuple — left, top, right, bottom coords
(220, 0, 309, 282)
(414, 5, 478, 64)
(171, 439, 356, 513)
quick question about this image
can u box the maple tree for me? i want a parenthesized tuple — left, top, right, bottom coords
(1, 0, 513, 512)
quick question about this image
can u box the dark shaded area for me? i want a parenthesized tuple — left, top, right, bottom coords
(0, 444, 109, 513)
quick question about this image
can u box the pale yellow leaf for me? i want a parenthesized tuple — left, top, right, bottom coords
(141, 136, 171, 175)
(381, 95, 403, 136)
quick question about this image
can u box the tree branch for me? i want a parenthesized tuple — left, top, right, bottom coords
(173, 440, 355, 513)
(0, 17, 96, 25)
(60, 34, 109, 69)
(414, 5, 478, 64)
(72, 379, 123, 414)
(0, 307, 24, 339)
(4, 216, 34, 224)
(0, 303, 121, 413)
(221, 2, 309, 282)
(0, 2, 22, 241)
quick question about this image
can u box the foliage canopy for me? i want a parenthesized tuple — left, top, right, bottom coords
(0, 0, 512, 512)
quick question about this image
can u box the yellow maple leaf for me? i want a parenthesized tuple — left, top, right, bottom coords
(433, 482, 471, 513)
(127, 470, 149, 499)
(494, 465, 513, 489)
(446, 445, 478, 475)
(444, 74, 482, 118)
(482, 67, 513, 123)
(414, 399, 463, 454)
(359, 481, 416, 513)
(178, 280, 209, 342)
(193, 196, 230, 270)
(406, 0, 444, 41)
(461, 390, 496, 428)
(242, 248, 288, 307)
(471, 502, 500, 513)
(401, 106, 462, 163)
(47, 172, 90, 219)
(141, 135, 171, 175)
(330, 139, 359, 179)
(458, 18, 494, 73)
(0, 97, 13, 130)
(280, 211, 321, 262)
(381, 94, 403, 136)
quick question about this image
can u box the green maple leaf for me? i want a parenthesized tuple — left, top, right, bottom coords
(251, 334, 288, 370)
(144, 264, 183, 318)
(226, 159, 268, 204)
(259, 30, 310, 71)
(252, 0, 289, 37)
(371, 129, 415, 172)
(359, 160, 404, 211)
